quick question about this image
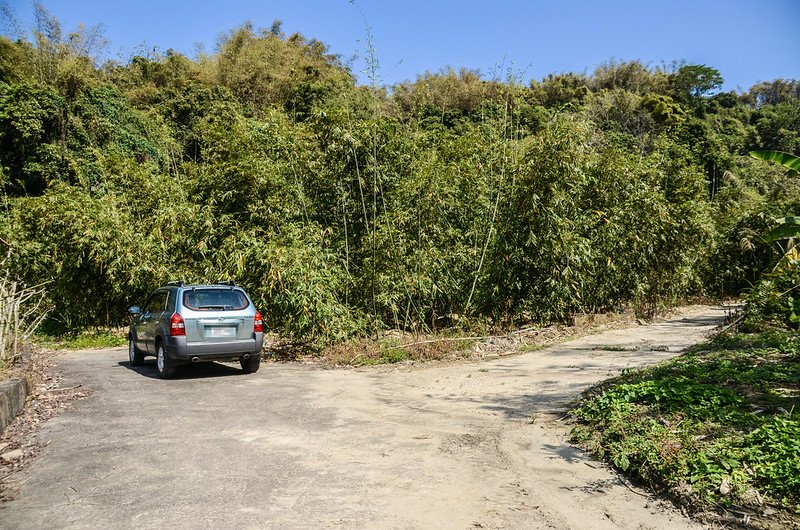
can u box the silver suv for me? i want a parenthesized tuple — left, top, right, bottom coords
(128, 282, 264, 378)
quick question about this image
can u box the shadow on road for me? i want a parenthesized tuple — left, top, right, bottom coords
(542, 443, 589, 464)
(116, 359, 246, 379)
(480, 383, 586, 419)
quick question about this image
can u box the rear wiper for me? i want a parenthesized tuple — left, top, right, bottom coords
(198, 305, 226, 310)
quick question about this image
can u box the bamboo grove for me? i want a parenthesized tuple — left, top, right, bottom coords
(1, 15, 799, 343)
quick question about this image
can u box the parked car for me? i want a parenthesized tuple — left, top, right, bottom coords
(128, 281, 264, 378)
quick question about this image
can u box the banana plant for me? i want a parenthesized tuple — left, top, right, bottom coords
(763, 216, 800, 241)
(749, 150, 800, 241)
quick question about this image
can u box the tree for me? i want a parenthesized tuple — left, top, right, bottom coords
(743, 79, 800, 108)
(670, 64, 723, 102)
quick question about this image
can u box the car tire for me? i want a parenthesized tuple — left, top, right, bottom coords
(156, 342, 176, 379)
(128, 337, 145, 366)
(240, 354, 261, 374)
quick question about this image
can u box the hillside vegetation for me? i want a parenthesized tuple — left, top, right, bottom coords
(1, 11, 799, 344)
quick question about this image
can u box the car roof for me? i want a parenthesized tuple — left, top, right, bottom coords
(160, 282, 242, 289)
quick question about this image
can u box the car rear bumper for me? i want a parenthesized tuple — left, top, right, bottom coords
(164, 333, 264, 362)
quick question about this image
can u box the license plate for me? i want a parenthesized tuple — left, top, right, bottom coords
(206, 326, 236, 338)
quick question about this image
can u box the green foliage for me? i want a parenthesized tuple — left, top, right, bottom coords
(354, 339, 409, 365)
(743, 247, 800, 330)
(0, 82, 65, 194)
(34, 329, 127, 350)
(763, 216, 800, 241)
(740, 417, 800, 505)
(670, 64, 724, 102)
(591, 60, 668, 94)
(529, 72, 590, 108)
(577, 379, 747, 424)
(213, 22, 353, 119)
(639, 93, 686, 128)
(752, 99, 800, 154)
(750, 149, 800, 174)
(239, 223, 367, 346)
(0, 7, 799, 345)
(745, 79, 800, 108)
(572, 331, 800, 512)
(742, 149, 800, 330)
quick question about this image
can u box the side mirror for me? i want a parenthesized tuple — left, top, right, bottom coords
(129, 306, 141, 315)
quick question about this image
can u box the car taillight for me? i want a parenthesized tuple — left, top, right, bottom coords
(253, 311, 263, 333)
(170, 312, 185, 336)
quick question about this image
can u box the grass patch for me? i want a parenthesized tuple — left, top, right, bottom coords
(34, 329, 128, 350)
(571, 330, 800, 515)
(518, 343, 546, 352)
(322, 334, 476, 366)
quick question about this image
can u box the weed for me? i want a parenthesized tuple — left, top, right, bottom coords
(323, 333, 474, 366)
(571, 331, 800, 513)
(34, 329, 128, 350)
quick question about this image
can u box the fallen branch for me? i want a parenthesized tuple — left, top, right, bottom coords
(716, 313, 745, 336)
(401, 335, 489, 348)
(399, 323, 560, 349)
(617, 476, 650, 497)
(349, 353, 363, 364)
(40, 383, 83, 393)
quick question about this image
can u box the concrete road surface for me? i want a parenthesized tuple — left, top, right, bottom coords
(1, 305, 727, 529)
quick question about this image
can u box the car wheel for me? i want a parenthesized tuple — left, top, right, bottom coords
(240, 354, 261, 374)
(128, 337, 145, 366)
(156, 342, 176, 379)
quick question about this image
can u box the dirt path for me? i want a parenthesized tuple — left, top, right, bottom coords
(0, 305, 727, 529)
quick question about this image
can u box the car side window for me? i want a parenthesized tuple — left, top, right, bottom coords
(144, 291, 168, 314)
(142, 294, 156, 314)
(166, 290, 177, 313)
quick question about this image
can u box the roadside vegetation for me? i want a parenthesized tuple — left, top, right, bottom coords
(0, 4, 798, 353)
(572, 331, 799, 517)
(31, 329, 127, 351)
(571, 150, 800, 522)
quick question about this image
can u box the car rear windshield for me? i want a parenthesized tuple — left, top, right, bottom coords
(182, 289, 250, 311)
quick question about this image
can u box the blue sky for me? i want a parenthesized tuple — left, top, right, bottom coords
(4, 0, 799, 92)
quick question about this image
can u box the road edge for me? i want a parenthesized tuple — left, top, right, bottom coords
(0, 378, 29, 436)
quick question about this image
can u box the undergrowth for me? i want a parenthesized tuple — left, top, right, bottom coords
(33, 329, 128, 350)
(571, 331, 800, 514)
(322, 335, 477, 366)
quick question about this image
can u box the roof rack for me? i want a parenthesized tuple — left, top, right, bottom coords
(165, 280, 185, 287)
(215, 281, 237, 287)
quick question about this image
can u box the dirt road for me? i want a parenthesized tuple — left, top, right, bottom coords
(1, 306, 727, 529)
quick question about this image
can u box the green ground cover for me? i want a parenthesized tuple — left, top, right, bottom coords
(572, 331, 800, 514)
